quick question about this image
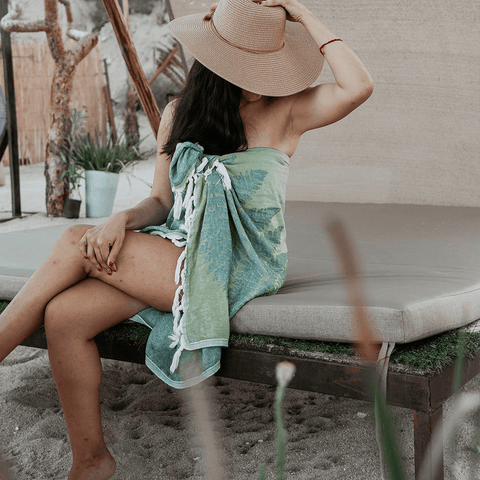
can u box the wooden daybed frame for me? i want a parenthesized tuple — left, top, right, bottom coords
(20, 325, 480, 480)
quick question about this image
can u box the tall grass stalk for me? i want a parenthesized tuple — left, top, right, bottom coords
(451, 330, 469, 456)
(418, 393, 480, 480)
(258, 361, 296, 480)
(454, 330, 468, 397)
(329, 220, 405, 479)
(275, 384, 287, 480)
(182, 362, 225, 480)
(371, 382, 405, 480)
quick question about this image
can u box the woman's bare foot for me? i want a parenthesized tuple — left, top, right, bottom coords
(67, 453, 116, 480)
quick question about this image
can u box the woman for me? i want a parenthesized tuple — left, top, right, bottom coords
(0, 0, 373, 478)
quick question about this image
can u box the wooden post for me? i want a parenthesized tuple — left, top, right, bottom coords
(103, 58, 117, 142)
(102, 0, 161, 138)
(414, 407, 444, 480)
(164, 0, 188, 75)
(148, 45, 179, 86)
(133, 45, 180, 101)
(0, 0, 21, 217)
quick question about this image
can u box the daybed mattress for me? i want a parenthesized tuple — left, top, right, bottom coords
(1, 202, 480, 344)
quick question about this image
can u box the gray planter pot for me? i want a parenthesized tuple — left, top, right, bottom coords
(63, 198, 81, 219)
(85, 170, 120, 218)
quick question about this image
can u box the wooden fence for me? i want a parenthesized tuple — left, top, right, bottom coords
(0, 39, 106, 166)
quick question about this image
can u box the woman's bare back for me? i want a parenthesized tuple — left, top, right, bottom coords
(239, 93, 301, 157)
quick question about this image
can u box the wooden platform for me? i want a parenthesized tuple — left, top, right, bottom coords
(20, 326, 480, 480)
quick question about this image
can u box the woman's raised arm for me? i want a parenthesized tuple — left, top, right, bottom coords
(260, 0, 374, 134)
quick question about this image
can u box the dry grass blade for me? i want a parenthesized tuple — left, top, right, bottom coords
(328, 220, 405, 479)
(182, 363, 225, 480)
(419, 393, 480, 480)
(328, 221, 379, 363)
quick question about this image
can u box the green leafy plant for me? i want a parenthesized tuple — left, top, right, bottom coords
(59, 151, 84, 200)
(69, 130, 149, 174)
(59, 108, 154, 198)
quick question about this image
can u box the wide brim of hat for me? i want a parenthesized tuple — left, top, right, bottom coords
(168, 13, 324, 97)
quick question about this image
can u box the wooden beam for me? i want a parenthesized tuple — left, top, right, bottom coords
(122, 0, 129, 28)
(103, 86, 117, 142)
(0, 0, 21, 217)
(101, 0, 161, 138)
(164, 0, 188, 74)
(133, 45, 181, 101)
(149, 45, 179, 86)
(0, 128, 7, 158)
(102, 59, 117, 142)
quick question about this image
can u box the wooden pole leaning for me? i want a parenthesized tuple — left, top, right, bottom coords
(101, 0, 161, 138)
(102, 58, 117, 143)
(133, 45, 180, 102)
(148, 45, 179, 87)
(0, 0, 21, 217)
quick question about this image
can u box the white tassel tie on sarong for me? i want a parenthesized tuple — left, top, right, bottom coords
(168, 156, 232, 373)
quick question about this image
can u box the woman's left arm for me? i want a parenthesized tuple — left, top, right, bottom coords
(259, 0, 374, 134)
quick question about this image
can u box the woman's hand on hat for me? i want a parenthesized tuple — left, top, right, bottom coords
(254, 0, 308, 23)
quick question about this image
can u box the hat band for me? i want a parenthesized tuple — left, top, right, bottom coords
(210, 21, 285, 55)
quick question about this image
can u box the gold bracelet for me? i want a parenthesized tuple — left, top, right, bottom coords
(319, 38, 343, 56)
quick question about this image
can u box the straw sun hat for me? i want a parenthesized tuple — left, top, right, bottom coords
(167, 0, 324, 97)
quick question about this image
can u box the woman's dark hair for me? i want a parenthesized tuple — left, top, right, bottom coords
(162, 60, 248, 158)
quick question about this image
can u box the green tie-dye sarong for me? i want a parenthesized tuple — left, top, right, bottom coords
(129, 142, 289, 388)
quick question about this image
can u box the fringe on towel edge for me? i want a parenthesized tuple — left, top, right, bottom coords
(168, 155, 232, 373)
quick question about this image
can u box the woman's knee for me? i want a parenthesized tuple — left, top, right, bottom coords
(47, 225, 92, 271)
(56, 224, 91, 249)
(44, 296, 73, 343)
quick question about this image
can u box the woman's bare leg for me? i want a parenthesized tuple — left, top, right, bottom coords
(0, 224, 183, 362)
(44, 278, 148, 480)
(0, 224, 184, 478)
(0, 225, 98, 362)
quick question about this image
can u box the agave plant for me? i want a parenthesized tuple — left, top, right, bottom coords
(59, 151, 84, 199)
(70, 130, 149, 174)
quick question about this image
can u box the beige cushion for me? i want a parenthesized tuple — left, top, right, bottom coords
(230, 202, 480, 343)
(2, 202, 480, 344)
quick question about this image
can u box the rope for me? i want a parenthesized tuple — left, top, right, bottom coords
(374, 341, 396, 480)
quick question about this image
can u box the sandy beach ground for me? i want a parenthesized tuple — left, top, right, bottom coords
(1, 113, 480, 479)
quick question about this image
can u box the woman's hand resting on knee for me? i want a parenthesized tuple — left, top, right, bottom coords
(79, 212, 129, 275)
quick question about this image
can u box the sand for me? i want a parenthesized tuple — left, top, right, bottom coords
(0, 344, 479, 479)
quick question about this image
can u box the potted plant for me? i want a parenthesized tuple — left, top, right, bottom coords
(69, 130, 150, 218)
(60, 152, 83, 218)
